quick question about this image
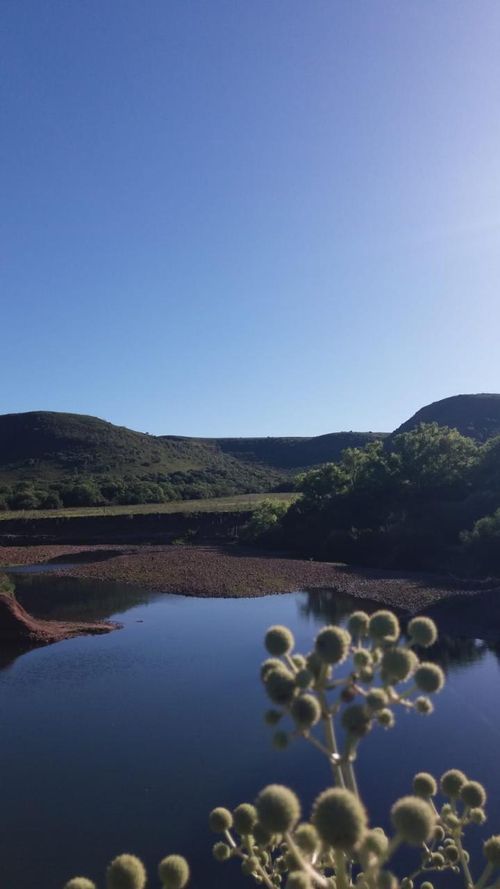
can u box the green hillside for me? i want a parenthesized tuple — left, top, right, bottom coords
(163, 431, 384, 471)
(1, 394, 499, 513)
(0, 412, 286, 509)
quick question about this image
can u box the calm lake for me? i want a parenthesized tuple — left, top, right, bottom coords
(1, 571, 500, 889)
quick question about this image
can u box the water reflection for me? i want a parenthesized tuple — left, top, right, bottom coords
(1, 574, 500, 889)
(8, 571, 155, 622)
(300, 588, 500, 673)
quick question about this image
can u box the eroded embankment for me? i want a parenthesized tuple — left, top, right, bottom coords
(0, 591, 117, 646)
(0, 509, 250, 546)
(1, 543, 496, 612)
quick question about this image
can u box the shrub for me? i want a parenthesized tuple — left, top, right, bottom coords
(241, 499, 289, 544)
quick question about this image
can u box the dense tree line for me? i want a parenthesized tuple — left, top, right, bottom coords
(0, 466, 279, 512)
(253, 424, 500, 576)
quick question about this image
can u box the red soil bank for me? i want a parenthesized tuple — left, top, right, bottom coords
(0, 592, 116, 646)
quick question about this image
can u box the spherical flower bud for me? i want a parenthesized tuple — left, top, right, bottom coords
(291, 694, 321, 729)
(315, 626, 351, 664)
(106, 855, 146, 889)
(273, 731, 290, 750)
(286, 873, 312, 889)
(233, 803, 258, 836)
(483, 836, 500, 867)
(421, 883, 434, 889)
(265, 668, 296, 706)
(366, 689, 389, 712)
(414, 663, 445, 694)
(261, 658, 284, 681)
(430, 853, 444, 867)
(342, 704, 372, 738)
(265, 625, 294, 656)
(354, 649, 372, 669)
(401, 879, 414, 889)
(440, 770, 467, 798)
(391, 796, 436, 845)
(348, 611, 370, 638)
(312, 788, 367, 851)
(241, 857, 259, 877)
(212, 842, 231, 862)
(460, 781, 486, 809)
(209, 807, 233, 833)
(360, 829, 389, 857)
(415, 696, 433, 715)
(470, 808, 486, 825)
(292, 654, 306, 669)
(256, 785, 301, 834)
(444, 845, 459, 863)
(158, 856, 189, 889)
(377, 708, 395, 729)
(369, 611, 400, 644)
(434, 826, 445, 841)
(64, 880, 96, 889)
(341, 686, 357, 704)
(412, 773, 437, 799)
(296, 668, 314, 689)
(407, 617, 438, 648)
(381, 648, 418, 683)
(294, 824, 320, 855)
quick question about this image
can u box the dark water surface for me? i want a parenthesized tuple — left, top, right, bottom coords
(1, 573, 500, 889)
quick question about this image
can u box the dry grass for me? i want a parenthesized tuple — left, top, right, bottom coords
(0, 492, 297, 522)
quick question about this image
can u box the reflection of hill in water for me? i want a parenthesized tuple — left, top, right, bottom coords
(301, 588, 500, 673)
(7, 572, 154, 623)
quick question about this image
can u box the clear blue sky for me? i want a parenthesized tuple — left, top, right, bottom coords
(1, 1, 499, 436)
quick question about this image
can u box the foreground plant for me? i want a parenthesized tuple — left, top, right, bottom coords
(208, 610, 500, 889)
(63, 609, 500, 889)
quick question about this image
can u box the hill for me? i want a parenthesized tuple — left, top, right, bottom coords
(1, 394, 499, 512)
(162, 431, 384, 471)
(393, 394, 500, 442)
(0, 411, 286, 507)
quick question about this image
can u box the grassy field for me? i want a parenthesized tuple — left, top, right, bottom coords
(0, 492, 297, 521)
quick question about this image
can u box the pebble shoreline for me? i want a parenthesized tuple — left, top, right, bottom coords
(1, 543, 495, 613)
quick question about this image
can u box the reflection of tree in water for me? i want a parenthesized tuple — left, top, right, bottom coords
(8, 572, 153, 623)
(300, 589, 387, 626)
(418, 636, 488, 671)
(300, 589, 497, 675)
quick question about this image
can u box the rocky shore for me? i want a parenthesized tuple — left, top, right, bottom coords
(1, 543, 497, 612)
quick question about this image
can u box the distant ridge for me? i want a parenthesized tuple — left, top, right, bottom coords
(162, 431, 385, 471)
(0, 394, 499, 501)
(393, 393, 500, 442)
